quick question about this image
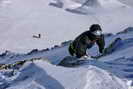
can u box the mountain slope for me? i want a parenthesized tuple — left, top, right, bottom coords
(0, 0, 133, 53)
(0, 1, 133, 88)
(0, 28, 133, 89)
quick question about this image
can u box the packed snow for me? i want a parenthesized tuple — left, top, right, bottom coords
(0, 0, 133, 89)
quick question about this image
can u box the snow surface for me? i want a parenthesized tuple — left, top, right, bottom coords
(0, 0, 133, 89)
(0, 28, 133, 89)
(0, 0, 133, 52)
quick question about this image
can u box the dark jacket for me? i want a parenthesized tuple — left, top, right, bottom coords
(69, 31, 105, 58)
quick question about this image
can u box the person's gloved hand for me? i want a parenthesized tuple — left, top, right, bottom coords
(80, 53, 93, 60)
(97, 53, 104, 58)
(98, 52, 103, 56)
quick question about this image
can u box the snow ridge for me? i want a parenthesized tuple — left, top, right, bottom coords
(84, 66, 128, 89)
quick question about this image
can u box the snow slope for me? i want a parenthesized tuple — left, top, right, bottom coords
(0, 0, 133, 53)
(0, 27, 133, 89)
(4, 62, 128, 89)
(61, 0, 127, 8)
(119, 0, 133, 7)
(0, 0, 133, 89)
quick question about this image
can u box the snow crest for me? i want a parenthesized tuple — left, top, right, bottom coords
(51, 0, 127, 9)
(84, 66, 128, 89)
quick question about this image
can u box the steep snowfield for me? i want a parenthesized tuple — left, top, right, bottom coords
(0, 28, 133, 89)
(0, 0, 96, 53)
(67, 0, 126, 8)
(119, 0, 133, 7)
(0, 0, 133, 89)
(0, 0, 133, 53)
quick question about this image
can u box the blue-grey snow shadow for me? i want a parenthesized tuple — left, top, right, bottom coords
(115, 38, 133, 51)
(125, 75, 133, 79)
(49, 2, 63, 8)
(0, 78, 9, 89)
(48, 1, 88, 15)
(86, 56, 133, 79)
(123, 69, 133, 72)
(13, 63, 65, 89)
(102, 38, 133, 55)
(0, 70, 16, 89)
(65, 8, 88, 15)
(57, 56, 133, 79)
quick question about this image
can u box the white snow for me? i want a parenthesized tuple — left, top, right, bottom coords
(84, 66, 128, 89)
(0, 29, 133, 89)
(0, 0, 133, 53)
(0, 0, 133, 89)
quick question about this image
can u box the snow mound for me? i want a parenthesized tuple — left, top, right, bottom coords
(49, 0, 63, 8)
(0, 60, 130, 89)
(50, 0, 127, 9)
(50, 0, 128, 15)
(0, 0, 11, 7)
(97, 0, 126, 8)
(117, 27, 133, 35)
(84, 66, 128, 89)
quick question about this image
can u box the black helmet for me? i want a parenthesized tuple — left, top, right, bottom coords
(89, 24, 102, 36)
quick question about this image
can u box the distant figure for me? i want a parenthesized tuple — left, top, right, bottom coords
(33, 34, 41, 38)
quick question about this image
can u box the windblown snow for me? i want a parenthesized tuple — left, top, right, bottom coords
(0, 0, 133, 89)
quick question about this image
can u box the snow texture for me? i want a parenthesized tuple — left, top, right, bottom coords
(0, 0, 133, 89)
